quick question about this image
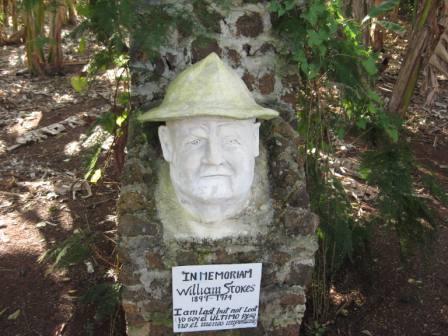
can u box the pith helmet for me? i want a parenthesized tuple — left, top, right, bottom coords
(139, 52, 279, 122)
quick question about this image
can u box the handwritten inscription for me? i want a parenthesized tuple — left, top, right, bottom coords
(172, 263, 262, 333)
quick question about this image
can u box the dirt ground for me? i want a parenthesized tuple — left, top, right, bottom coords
(0, 40, 126, 335)
(1, 31, 447, 336)
(321, 139, 448, 336)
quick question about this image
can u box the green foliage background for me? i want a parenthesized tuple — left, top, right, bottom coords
(270, 0, 438, 327)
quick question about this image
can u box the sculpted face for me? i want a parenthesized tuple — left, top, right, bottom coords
(158, 116, 260, 222)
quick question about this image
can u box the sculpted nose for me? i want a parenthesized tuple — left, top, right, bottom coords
(204, 138, 224, 165)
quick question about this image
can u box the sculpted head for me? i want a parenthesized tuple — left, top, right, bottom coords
(158, 116, 260, 221)
(139, 53, 278, 223)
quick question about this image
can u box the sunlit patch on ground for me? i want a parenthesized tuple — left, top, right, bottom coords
(64, 140, 82, 156)
(1, 45, 26, 73)
(329, 285, 366, 311)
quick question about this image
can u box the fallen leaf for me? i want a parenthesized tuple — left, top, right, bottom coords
(7, 309, 20, 320)
(0, 231, 10, 243)
(36, 221, 47, 228)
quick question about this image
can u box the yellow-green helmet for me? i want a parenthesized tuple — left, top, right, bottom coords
(138, 52, 279, 122)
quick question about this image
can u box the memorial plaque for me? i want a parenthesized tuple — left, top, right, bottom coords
(172, 263, 262, 333)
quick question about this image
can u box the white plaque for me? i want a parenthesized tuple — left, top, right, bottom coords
(172, 263, 262, 333)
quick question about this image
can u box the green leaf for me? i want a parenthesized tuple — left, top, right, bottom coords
(283, 0, 296, 12)
(385, 126, 399, 142)
(76, 2, 91, 18)
(367, 89, 381, 103)
(114, 54, 129, 68)
(39, 232, 91, 270)
(82, 283, 122, 321)
(23, 0, 43, 12)
(308, 30, 323, 48)
(116, 110, 128, 127)
(336, 127, 346, 139)
(35, 36, 50, 50)
(421, 173, 448, 205)
(377, 20, 406, 35)
(308, 63, 320, 80)
(84, 145, 102, 180)
(0, 307, 7, 317)
(7, 309, 20, 320)
(268, 1, 282, 15)
(356, 118, 368, 130)
(361, 58, 378, 76)
(362, 0, 399, 23)
(78, 37, 87, 55)
(302, 2, 326, 26)
(269, 0, 296, 16)
(117, 92, 130, 106)
(89, 169, 102, 184)
(70, 76, 89, 93)
(358, 167, 372, 180)
(96, 112, 116, 134)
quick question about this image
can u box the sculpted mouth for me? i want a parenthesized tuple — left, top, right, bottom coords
(201, 174, 230, 177)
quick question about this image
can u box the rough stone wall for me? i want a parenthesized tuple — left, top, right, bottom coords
(119, 1, 318, 335)
(119, 118, 318, 335)
(130, 1, 301, 122)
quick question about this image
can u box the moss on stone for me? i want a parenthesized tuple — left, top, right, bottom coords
(175, 14, 194, 39)
(193, 1, 223, 34)
(149, 311, 173, 326)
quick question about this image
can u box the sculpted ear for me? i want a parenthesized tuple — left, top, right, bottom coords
(158, 125, 173, 162)
(253, 122, 260, 157)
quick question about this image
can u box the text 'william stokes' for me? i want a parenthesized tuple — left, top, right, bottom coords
(176, 281, 256, 296)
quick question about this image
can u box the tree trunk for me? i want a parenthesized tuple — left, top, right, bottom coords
(370, 0, 385, 52)
(48, 1, 65, 73)
(24, 0, 46, 75)
(66, 0, 77, 25)
(2, 0, 9, 27)
(388, 0, 441, 116)
(11, 0, 17, 33)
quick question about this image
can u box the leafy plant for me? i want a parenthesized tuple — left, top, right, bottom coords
(270, 0, 382, 324)
(360, 144, 436, 256)
(68, 0, 142, 181)
(39, 231, 92, 271)
(306, 321, 327, 336)
(81, 283, 122, 321)
(421, 173, 448, 206)
(71, 75, 89, 93)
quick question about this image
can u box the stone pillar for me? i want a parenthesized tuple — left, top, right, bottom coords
(119, 2, 318, 335)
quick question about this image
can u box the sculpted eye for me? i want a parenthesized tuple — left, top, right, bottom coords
(188, 138, 202, 145)
(225, 138, 241, 146)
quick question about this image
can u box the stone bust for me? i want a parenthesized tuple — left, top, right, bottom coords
(139, 53, 278, 239)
